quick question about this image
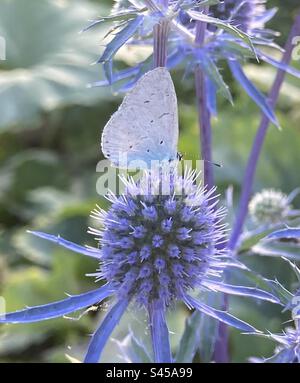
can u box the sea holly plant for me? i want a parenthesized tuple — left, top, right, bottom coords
(1, 0, 300, 365)
(249, 189, 298, 226)
(0, 167, 280, 362)
(246, 223, 300, 265)
(249, 259, 300, 363)
(84, 0, 300, 188)
(234, 188, 300, 254)
(215, 10, 300, 362)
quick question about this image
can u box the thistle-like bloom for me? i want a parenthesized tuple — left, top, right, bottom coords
(209, 0, 275, 34)
(251, 260, 300, 363)
(249, 189, 292, 225)
(91, 167, 227, 310)
(0, 168, 279, 363)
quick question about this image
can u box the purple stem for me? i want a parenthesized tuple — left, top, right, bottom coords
(146, 0, 169, 68)
(154, 18, 170, 67)
(229, 11, 300, 251)
(194, 7, 214, 190)
(214, 11, 300, 363)
(194, 4, 227, 362)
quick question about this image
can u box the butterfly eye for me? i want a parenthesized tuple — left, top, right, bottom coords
(160, 140, 164, 145)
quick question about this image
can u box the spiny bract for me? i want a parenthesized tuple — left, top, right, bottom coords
(210, 0, 270, 33)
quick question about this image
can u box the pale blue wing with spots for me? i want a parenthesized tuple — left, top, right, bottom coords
(101, 67, 179, 168)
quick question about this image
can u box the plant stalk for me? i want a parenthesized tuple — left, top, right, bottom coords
(194, 6, 214, 190)
(214, 11, 300, 363)
(229, 11, 300, 251)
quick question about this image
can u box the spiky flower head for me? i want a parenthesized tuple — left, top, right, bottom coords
(0, 166, 281, 363)
(249, 189, 291, 225)
(210, 0, 271, 33)
(90, 167, 226, 309)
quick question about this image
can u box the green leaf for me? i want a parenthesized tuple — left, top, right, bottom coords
(175, 311, 202, 363)
(175, 293, 220, 363)
(0, 0, 111, 129)
(114, 331, 152, 363)
(0, 150, 69, 207)
(197, 293, 221, 362)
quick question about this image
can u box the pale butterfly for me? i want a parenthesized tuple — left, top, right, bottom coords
(101, 67, 179, 168)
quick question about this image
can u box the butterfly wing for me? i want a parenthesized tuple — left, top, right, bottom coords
(101, 67, 179, 168)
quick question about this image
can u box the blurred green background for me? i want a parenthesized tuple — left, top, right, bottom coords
(0, 0, 300, 363)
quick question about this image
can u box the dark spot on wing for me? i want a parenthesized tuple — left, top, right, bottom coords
(160, 140, 164, 144)
(158, 113, 170, 119)
(144, 100, 150, 104)
(129, 145, 133, 149)
(150, 120, 154, 123)
(147, 149, 150, 153)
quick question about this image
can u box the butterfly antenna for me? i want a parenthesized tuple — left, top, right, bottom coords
(204, 159, 223, 168)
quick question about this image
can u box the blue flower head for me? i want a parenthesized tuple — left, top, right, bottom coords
(0, 167, 280, 363)
(209, 0, 276, 34)
(91, 167, 226, 309)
